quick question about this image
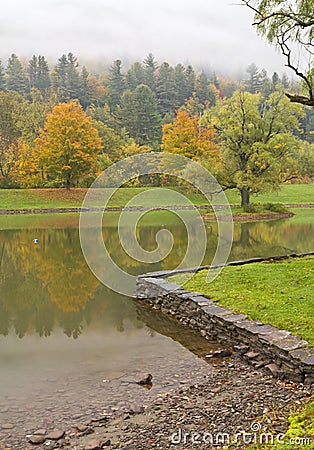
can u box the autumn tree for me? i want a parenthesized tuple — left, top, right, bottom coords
(79, 66, 107, 108)
(35, 101, 102, 189)
(0, 91, 27, 182)
(161, 109, 219, 161)
(242, 0, 314, 106)
(17, 88, 58, 146)
(10, 139, 39, 187)
(212, 89, 304, 206)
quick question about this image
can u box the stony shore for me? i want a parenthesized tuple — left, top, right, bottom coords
(23, 356, 313, 450)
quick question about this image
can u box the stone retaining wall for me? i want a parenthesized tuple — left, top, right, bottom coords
(135, 269, 314, 385)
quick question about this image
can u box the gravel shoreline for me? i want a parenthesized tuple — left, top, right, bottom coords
(23, 356, 313, 450)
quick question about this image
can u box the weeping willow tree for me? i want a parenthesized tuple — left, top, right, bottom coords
(242, 0, 314, 106)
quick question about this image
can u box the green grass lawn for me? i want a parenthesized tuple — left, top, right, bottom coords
(171, 256, 314, 346)
(0, 184, 312, 211)
(225, 184, 314, 205)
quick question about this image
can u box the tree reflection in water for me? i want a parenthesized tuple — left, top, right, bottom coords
(0, 213, 313, 338)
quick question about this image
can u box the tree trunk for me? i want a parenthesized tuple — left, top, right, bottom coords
(66, 174, 71, 190)
(240, 223, 250, 247)
(240, 187, 250, 207)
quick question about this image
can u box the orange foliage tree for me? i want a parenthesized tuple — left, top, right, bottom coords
(161, 110, 219, 161)
(35, 101, 102, 189)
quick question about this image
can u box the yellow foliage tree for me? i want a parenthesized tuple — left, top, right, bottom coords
(161, 110, 219, 161)
(35, 101, 102, 189)
(10, 139, 41, 187)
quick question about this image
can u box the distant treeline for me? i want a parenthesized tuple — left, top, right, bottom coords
(0, 52, 313, 194)
(0, 53, 300, 114)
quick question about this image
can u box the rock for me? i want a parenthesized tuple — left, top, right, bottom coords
(136, 373, 153, 387)
(233, 345, 250, 355)
(33, 428, 47, 436)
(46, 430, 65, 440)
(28, 435, 46, 444)
(206, 349, 232, 358)
(253, 360, 268, 369)
(245, 351, 260, 360)
(129, 405, 145, 415)
(102, 439, 111, 446)
(76, 423, 91, 433)
(90, 415, 110, 423)
(1, 423, 14, 430)
(85, 438, 102, 450)
(265, 364, 284, 379)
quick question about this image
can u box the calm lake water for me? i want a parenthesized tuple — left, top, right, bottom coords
(0, 210, 313, 447)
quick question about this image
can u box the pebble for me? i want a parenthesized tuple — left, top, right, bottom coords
(1, 424, 14, 430)
(28, 435, 46, 444)
(33, 429, 46, 436)
(63, 357, 312, 450)
(46, 430, 65, 440)
(1, 352, 313, 449)
(84, 438, 102, 449)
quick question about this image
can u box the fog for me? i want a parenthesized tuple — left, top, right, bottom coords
(0, 0, 288, 76)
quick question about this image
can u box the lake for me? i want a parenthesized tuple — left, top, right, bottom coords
(0, 209, 313, 448)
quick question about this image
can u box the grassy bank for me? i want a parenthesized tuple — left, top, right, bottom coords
(171, 255, 314, 346)
(246, 394, 314, 449)
(0, 184, 313, 211)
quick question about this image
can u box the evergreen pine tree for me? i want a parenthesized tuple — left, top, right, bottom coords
(52, 53, 80, 100)
(52, 54, 69, 100)
(132, 84, 161, 147)
(184, 65, 196, 100)
(0, 60, 5, 91)
(272, 72, 279, 88)
(119, 84, 161, 148)
(195, 71, 216, 106)
(143, 53, 158, 92)
(156, 62, 176, 117)
(37, 56, 51, 91)
(281, 73, 289, 89)
(28, 55, 38, 90)
(6, 54, 29, 95)
(174, 64, 187, 109)
(67, 52, 81, 99)
(108, 59, 125, 110)
(79, 66, 95, 109)
(245, 63, 263, 93)
(125, 62, 145, 91)
(260, 69, 272, 98)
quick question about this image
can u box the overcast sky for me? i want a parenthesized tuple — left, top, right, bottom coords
(0, 0, 289, 76)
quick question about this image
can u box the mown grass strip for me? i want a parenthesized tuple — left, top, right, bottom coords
(0, 184, 313, 210)
(171, 256, 314, 346)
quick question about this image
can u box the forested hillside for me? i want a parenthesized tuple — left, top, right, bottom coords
(0, 52, 313, 202)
